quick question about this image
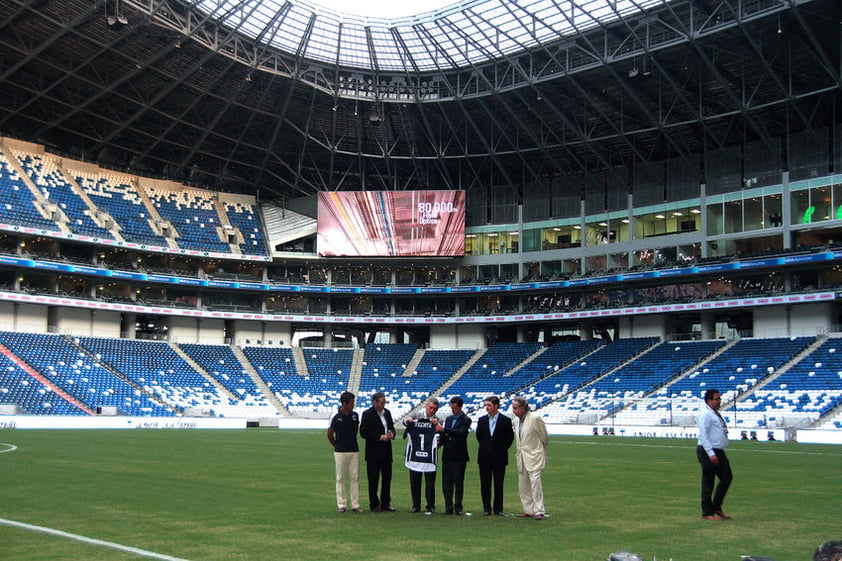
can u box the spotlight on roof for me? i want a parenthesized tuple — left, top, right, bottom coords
(107, 14, 128, 29)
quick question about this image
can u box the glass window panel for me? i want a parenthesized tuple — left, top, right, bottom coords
(832, 182, 842, 220)
(478, 265, 497, 281)
(562, 257, 581, 275)
(812, 186, 832, 222)
(743, 197, 763, 231)
(464, 233, 478, 255)
(540, 260, 562, 278)
(522, 228, 542, 252)
(608, 252, 628, 270)
(724, 200, 742, 233)
(586, 255, 607, 273)
(790, 189, 812, 225)
(585, 218, 617, 246)
(677, 243, 701, 264)
(541, 225, 580, 249)
(636, 211, 669, 238)
(765, 194, 783, 228)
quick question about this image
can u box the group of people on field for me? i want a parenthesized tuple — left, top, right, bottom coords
(328, 386, 740, 522)
(327, 392, 548, 519)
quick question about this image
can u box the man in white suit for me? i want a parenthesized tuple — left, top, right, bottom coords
(512, 396, 549, 520)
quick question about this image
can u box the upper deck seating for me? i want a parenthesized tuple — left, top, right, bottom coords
(73, 171, 169, 247)
(15, 152, 113, 239)
(0, 149, 58, 230)
(225, 201, 268, 256)
(146, 186, 231, 253)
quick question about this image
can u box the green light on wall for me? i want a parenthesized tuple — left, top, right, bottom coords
(803, 206, 815, 224)
(836, 205, 842, 220)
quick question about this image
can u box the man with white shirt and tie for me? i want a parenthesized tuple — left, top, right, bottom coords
(440, 396, 471, 515)
(475, 395, 514, 516)
(696, 388, 734, 520)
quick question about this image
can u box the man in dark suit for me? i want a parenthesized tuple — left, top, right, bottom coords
(475, 395, 514, 516)
(440, 395, 472, 515)
(359, 391, 396, 512)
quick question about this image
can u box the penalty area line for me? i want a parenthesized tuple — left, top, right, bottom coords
(0, 442, 18, 454)
(0, 518, 192, 561)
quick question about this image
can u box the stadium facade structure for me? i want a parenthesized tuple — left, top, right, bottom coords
(0, 0, 842, 429)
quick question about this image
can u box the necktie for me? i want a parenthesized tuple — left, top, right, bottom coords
(714, 408, 726, 428)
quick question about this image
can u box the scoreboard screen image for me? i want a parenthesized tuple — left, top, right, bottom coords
(317, 190, 465, 257)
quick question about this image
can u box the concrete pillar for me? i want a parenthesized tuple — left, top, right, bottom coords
(701, 312, 715, 340)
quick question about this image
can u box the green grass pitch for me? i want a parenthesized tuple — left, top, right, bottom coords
(1, 429, 839, 561)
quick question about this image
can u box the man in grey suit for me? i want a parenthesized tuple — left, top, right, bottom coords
(475, 395, 514, 516)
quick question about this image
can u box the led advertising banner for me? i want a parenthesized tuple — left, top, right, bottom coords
(317, 190, 465, 257)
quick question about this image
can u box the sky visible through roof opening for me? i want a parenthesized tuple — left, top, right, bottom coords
(308, 0, 457, 19)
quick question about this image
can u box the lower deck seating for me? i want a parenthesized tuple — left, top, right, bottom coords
(0, 333, 839, 428)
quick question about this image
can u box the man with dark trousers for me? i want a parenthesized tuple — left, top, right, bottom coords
(440, 395, 472, 515)
(360, 391, 396, 512)
(696, 388, 734, 520)
(403, 398, 442, 514)
(475, 395, 514, 516)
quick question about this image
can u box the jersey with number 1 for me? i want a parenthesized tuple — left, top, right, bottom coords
(405, 419, 439, 472)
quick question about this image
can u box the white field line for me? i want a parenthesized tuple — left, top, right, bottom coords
(0, 518, 192, 561)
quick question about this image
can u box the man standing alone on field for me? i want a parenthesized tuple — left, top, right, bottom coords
(696, 388, 734, 520)
(360, 392, 396, 512)
(327, 391, 362, 513)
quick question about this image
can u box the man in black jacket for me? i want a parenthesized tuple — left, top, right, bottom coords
(440, 395, 472, 515)
(359, 392, 396, 512)
(475, 395, 514, 516)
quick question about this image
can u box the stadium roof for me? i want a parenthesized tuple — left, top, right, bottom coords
(0, 0, 839, 210)
(191, 0, 668, 72)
